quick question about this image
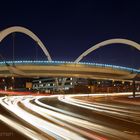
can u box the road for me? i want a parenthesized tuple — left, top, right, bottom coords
(0, 93, 140, 140)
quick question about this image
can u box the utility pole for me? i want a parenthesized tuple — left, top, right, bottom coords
(12, 33, 15, 66)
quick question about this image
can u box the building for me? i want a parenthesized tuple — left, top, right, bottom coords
(32, 77, 77, 92)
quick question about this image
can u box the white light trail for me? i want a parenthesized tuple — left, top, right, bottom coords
(0, 94, 140, 140)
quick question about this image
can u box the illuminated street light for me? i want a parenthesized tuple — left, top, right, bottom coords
(11, 77, 15, 90)
(88, 86, 91, 89)
(98, 82, 101, 85)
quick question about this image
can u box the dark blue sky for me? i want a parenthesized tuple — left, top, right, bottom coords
(1, 0, 140, 68)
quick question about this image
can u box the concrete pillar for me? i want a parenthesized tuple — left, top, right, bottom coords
(90, 86, 95, 93)
(133, 80, 135, 98)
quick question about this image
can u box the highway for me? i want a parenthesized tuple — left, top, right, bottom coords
(0, 94, 140, 140)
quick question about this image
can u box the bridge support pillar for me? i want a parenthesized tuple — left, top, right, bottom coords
(132, 80, 136, 98)
(90, 86, 95, 93)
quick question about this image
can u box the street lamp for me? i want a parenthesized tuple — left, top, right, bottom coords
(11, 77, 15, 90)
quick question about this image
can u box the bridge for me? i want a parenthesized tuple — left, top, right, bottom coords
(0, 60, 139, 80)
(0, 26, 140, 81)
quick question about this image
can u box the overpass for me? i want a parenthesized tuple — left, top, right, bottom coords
(0, 60, 139, 80)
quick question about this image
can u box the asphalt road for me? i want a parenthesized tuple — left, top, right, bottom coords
(0, 94, 140, 140)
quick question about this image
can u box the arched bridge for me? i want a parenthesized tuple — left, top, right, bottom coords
(1, 26, 140, 81)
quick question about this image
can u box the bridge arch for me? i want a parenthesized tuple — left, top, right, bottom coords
(0, 26, 52, 61)
(75, 38, 140, 63)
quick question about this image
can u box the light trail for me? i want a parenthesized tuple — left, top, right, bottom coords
(36, 96, 140, 139)
(0, 94, 140, 140)
(58, 94, 140, 124)
(1, 96, 108, 140)
(0, 96, 86, 140)
(22, 99, 105, 140)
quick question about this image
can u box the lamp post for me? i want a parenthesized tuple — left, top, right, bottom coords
(11, 76, 15, 90)
(2, 79, 6, 90)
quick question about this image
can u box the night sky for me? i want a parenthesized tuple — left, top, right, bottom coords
(1, 0, 140, 68)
